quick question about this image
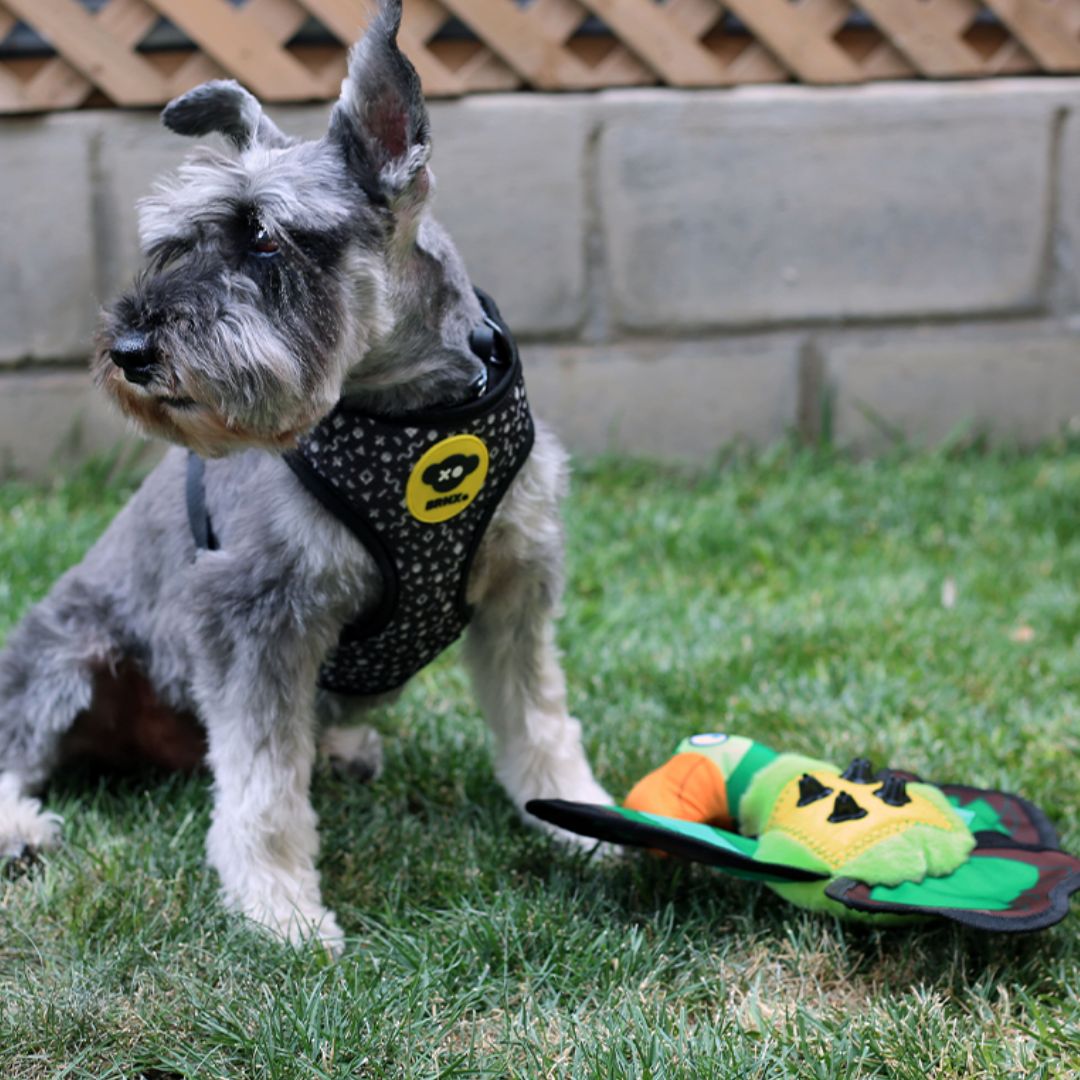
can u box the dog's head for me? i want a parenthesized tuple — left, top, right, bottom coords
(95, 0, 446, 456)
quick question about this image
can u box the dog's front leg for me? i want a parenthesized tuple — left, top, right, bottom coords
(201, 689, 343, 951)
(188, 564, 343, 952)
(464, 541, 611, 827)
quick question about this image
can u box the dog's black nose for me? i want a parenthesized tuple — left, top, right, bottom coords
(110, 331, 157, 386)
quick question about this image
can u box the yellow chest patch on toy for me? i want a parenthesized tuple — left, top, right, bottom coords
(766, 769, 961, 871)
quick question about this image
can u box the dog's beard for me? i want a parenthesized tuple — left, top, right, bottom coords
(92, 343, 338, 458)
(91, 291, 351, 456)
(98, 374, 317, 456)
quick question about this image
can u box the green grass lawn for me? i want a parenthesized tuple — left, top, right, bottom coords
(1, 443, 1078, 1078)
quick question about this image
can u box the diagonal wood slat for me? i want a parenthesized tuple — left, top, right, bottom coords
(576, 0, 731, 86)
(722, 0, 866, 85)
(528, 0, 651, 88)
(0, 0, 1076, 115)
(168, 0, 313, 100)
(437, 0, 596, 90)
(2, 0, 168, 105)
(981, 0, 1080, 73)
(24, 0, 162, 112)
(853, 0, 984, 77)
(141, 0, 323, 100)
(666, 0, 787, 85)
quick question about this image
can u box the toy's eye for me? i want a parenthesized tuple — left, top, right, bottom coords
(250, 225, 280, 257)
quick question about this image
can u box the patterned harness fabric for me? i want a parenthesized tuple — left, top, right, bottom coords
(284, 352, 534, 696)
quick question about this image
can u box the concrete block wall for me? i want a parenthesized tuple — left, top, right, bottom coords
(3, 79, 1080, 477)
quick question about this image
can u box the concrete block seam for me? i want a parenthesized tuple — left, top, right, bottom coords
(581, 115, 612, 345)
(1041, 104, 1070, 314)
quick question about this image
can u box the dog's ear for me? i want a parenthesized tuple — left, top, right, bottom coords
(162, 80, 293, 151)
(328, 0, 431, 211)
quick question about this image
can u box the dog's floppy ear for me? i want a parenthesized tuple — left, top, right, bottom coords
(162, 79, 293, 151)
(328, 0, 431, 210)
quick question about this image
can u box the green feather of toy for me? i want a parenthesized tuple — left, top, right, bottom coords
(826, 846, 1080, 931)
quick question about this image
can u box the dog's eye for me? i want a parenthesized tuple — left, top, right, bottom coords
(250, 226, 280, 257)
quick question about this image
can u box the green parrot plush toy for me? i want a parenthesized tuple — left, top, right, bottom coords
(527, 734, 1080, 931)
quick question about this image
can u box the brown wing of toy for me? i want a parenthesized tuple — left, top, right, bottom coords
(937, 784, 1061, 848)
(880, 771, 1060, 849)
(826, 846, 1080, 932)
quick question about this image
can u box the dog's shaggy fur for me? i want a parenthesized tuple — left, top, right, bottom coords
(0, 0, 609, 950)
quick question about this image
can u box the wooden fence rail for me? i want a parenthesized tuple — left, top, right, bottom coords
(2, 0, 1080, 114)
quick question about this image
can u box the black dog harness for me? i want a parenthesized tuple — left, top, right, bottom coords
(187, 290, 535, 696)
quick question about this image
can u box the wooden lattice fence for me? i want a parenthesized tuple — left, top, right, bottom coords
(2, 0, 1080, 114)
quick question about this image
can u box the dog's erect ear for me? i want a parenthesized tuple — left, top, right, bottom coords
(328, 0, 431, 210)
(162, 80, 294, 151)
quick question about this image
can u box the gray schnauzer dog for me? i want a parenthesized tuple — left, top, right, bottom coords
(0, 0, 609, 951)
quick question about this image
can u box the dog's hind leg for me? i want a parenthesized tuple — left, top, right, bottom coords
(315, 691, 384, 782)
(319, 722, 384, 783)
(464, 436, 611, 829)
(0, 577, 121, 858)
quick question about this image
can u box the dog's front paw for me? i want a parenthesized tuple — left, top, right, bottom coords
(0, 787, 62, 862)
(281, 905, 345, 957)
(497, 739, 613, 810)
(549, 771, 613, 809)
(237, 894, 346, 956)
(496, 732, 614, 854)
(494, 734, 617, 851)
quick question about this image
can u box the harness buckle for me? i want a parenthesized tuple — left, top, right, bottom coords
(468, 315, 512, 369)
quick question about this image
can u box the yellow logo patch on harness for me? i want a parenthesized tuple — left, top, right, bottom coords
(406, 434, 490, 523)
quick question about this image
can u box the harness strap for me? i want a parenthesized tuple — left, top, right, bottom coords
(186, 451, 218, 552)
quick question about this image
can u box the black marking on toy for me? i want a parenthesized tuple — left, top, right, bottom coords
(841, 758, 875, 784)
(874, 774, 911, 807)
(797, 774, 833, 807)
(828, 791, 869, 823)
